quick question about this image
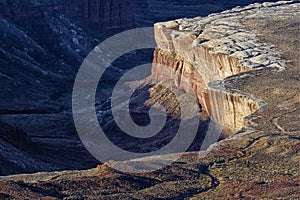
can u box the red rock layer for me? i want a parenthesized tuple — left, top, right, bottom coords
(152, 48, 206, 111)
(152, 48, 259, 134)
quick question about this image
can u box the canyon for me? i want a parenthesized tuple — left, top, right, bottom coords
(0, 0, 299, 199)
(0, 0, 278, 176)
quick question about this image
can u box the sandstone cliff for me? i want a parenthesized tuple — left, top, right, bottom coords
(152, 1, 289, 133)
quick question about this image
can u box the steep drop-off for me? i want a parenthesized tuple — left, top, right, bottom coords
(152, 49, 260, 134)
(152, 1, 289, 133)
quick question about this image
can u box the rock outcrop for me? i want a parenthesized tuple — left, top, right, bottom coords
(152, 1, 290, 133)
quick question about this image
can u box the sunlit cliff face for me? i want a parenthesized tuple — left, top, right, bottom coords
(152, 47, 259, 136)
(151, 14, 282, 135)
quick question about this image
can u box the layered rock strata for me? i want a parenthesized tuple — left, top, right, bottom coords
(152, 0, 290, 133)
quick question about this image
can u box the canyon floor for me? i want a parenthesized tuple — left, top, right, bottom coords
(0, 1, 299, 199)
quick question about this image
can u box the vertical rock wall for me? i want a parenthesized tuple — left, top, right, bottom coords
(152, 2, 290, 133)
(152, 15, 274, 133)
(152, 48, 259, 134)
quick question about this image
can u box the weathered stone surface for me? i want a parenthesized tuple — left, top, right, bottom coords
(152, 48, 261, 133)
(153, 0, 297, 132)
(154, 1, 288, 79)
